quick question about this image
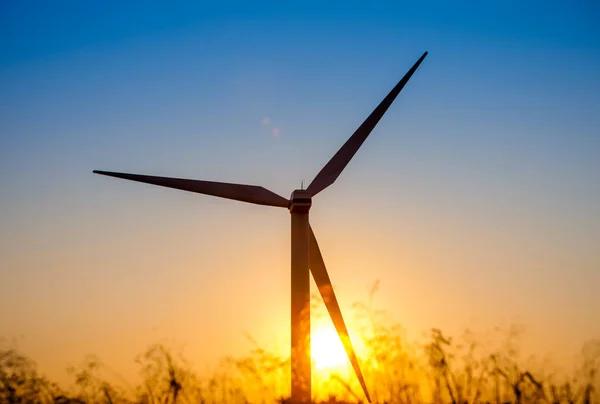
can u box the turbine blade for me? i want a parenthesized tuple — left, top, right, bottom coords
(309, 225, 371, 403)
(306, 51, 428, 197)
(93, 170, 289, 208)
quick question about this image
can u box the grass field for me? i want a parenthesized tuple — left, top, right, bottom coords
(2, 287, 598, 404)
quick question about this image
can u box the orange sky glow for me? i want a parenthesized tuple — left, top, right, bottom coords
(1, 2, 599, 401)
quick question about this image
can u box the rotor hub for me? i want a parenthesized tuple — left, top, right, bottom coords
(289, 189, 312, 213)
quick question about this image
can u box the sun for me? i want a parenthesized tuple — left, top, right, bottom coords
(311, 327, 348, 370)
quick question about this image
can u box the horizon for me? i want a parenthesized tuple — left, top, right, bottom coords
(1, 0, 599, 394)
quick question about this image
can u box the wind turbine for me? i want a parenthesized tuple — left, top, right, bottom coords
(94, 51, 427, 403)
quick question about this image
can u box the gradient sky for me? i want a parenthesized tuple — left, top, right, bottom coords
(1, 0, 599, 387)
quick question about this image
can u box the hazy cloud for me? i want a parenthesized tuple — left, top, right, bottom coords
(261, 117, 270, 125)
(272, 127, 280, 136)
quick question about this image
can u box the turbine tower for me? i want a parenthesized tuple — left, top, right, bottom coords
(94, 51, 427, 403)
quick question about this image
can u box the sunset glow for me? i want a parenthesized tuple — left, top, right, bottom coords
(312, 327, 348, 370)
(1, 2, 599, 402)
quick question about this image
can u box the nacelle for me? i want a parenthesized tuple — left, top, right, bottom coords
(289, 189, 312, 213)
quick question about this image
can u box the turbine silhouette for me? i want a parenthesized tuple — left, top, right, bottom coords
(94, 51, 428, 403)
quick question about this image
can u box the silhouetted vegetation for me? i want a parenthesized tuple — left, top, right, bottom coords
(2, 285, 598, 403)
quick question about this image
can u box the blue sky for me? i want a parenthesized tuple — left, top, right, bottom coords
(1, 0, 599, 386)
